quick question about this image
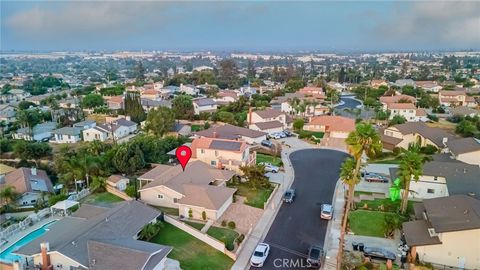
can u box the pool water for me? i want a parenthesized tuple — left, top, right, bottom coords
(0, 221, 56, 263)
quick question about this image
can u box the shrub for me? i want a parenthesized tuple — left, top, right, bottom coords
(227, 221, 236, 229)
(201, 211, 207, 221)
(235, 234, 245, 245)
(427, 114, 438, 122)
(48, 194, 68, 206)
(188, 208, 193, 218)
(420, 144, 438, 155)
(225, 241, 234, 251)
(221, 220, 227, 227)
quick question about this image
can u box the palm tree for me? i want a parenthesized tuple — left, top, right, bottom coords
(79, 155, 99, 187)
(61, 157, 84, 193)
(398, 144, 425, 214)
(337, 158, 357, 268)
(0, 186, 19, 205)
(345, 122, 382, 208)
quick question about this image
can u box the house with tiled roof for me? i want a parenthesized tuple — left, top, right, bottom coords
(380, 122, 455, 151)
(415, 81, 442, 92)
(247, 108, 290, 133)
(446, 137, 480, 166)
(83, 118, 136, 142)
(15, 201, 172, 270)
(0, 167, 53, 206)
(402, 195, 480, 269)
(190, 137, 255, 173)
(439, 90, 477, 108)
(139, 161, 237, 220)
(192, 98, 217, 115)
(304, 115, 355, 150)
(270, 92, 328, 118)
(105, 95, 124, 110)
(193, 124, 267, 144)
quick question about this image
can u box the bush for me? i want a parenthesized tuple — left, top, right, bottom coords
(420, 145, 438, 155)
(293, 119, 304, 131)
(225, 241, 234, 251)
(125, 185, 136, 198)
(227, 221, 236, 229)
(48, 194, 68, 206)
(202, 211, 207, 221)
(188, 208, 193, 218)
(427, 114, 438, 122)
(221, 220, 227, 227)
(235, 234, 245, 245)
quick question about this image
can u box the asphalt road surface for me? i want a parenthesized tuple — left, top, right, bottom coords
(250, 149, 348, 269)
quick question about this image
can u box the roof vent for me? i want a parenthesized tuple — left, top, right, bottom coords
(468, 192, 475, 197)
(464, 209, 469, 215)
(427, 228, 438, 237)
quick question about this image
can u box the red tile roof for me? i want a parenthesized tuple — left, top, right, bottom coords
(306, 115, 355, 133)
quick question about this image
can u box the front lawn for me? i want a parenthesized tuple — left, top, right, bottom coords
(191, 124, 203, 132)
(355, 198, 413, 214)
(298, 130, 324, 139)
(369, 158, 402, 164)
(152, 205, 180, 216)
(348, 210, 390, 237)
(81, 192, 123, 206)
(150, 223, 233, 270)
(256, 153, 282, 166)
(229, 182, 274, 208)
(185, 221, 239, 251)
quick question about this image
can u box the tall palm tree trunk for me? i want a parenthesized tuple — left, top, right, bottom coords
(401, 179, 411, 214)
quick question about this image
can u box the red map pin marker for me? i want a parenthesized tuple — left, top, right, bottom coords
(175, 145, 192, 171)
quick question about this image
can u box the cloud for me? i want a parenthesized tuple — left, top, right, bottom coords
(373, 1, 480, 49)
(6, 1, 177, 39)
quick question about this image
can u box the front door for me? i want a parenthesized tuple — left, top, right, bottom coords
(458, 257, 465, 269)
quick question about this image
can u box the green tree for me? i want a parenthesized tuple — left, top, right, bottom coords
(124, 92, 146, 123)
(293, 119, 304, 131)
(285, 77, 305, 92)
(90, 176, 107, 192)
(345, 122, 382, 208)
(172, 95, 194, 120)
(112, 144, 146, 175)
(139, 222, 164, 241)
(399, 144, 425, 214)
(389, 115, 407, 126)
(456, 119, 477, 137)
(135, 61, 146, 83)
(81, 94, 104, 108)
(145, 107, 175, 137)
(218, 59, 239, 89)
(0, 186, 19, 205)
(239, 165, 271, 190)
(216, 111, 235, 124)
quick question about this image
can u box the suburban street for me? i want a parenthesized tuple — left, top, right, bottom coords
(251, 149, 348, 269)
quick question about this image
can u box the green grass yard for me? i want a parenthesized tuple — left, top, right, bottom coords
(191, 125, 203, 132)
(229, 182, 275, 208)
(355, 198, 414, 214)
(150, 223, 233, 270)
(256, 153, 283, 166)
(369, 158, 402, 164)
(81, 192, 123, 206)
(185, 221, 240, 251)
(348, 210, 390, 237)
(152, 206, 180, 216)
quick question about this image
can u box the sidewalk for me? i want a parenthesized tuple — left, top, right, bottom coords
(231, 147, 297, 270)
(323, 180, 345, 270)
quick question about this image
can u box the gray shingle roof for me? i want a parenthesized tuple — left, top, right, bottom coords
(88, 239, 171, 270)
(253, 120, 284, 130)
(254, 108, 283, 119)
(52, 127, 82, 136)
(193, 98, 216, 106)
(194, 124, 266, 140)
(446, 137, 480, 155)
(422, 195, 480, 233)
(15, 201, 166, 268)
(209, 140, 242, 151)
(392, 122, 455, 147)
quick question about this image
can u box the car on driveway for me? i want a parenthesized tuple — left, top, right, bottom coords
(363, 172, 388, 183)
(283, 188, 295, 203)
(307, 245, 323, 267)
(363, 246, 397, 261)
(283, 130, 293, 137)
(320, 204, 333, 220)
(259, 162, 279, 173)
(261, 140, 274, 148)
(269, 133, 282, 139)
(250, 243, 270, 267)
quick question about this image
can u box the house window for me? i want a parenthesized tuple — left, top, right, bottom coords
(215, 150, 218, 156)
(201, 149, 205, 154)
(157, 194, 164, 199)
(427, 189, 435, 194)
(433, 176, 438, 181)
(30, 200, 36, 203)
(211, 160, 217, 166)
(173, 198, 178, 203)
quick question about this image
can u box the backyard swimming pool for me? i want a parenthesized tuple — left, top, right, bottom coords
(0, 220, 56, 263)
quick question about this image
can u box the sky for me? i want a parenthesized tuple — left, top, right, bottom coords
(1, 1, 479, 52)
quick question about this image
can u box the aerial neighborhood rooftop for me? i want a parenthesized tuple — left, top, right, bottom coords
(1, 15, 480, 270)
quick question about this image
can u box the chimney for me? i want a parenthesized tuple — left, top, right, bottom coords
(212, 127, 218, 138)
(40, 242, 50, 270)
(126, 115, 131, 121)
(31, 167, 37, 176)
(248, 107, 253, 125)
(12, 261, 21, 270)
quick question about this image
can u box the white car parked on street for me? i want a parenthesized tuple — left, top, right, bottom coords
(250, 243, 270, 267)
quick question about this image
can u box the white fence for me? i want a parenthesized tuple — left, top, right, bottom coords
(68, 188, 91, 201)
(0, 208, 51, 241)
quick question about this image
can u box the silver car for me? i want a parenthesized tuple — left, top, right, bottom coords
(320, 204, 333, 220)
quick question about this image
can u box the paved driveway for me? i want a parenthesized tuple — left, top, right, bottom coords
(250, 149, 348, 269)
